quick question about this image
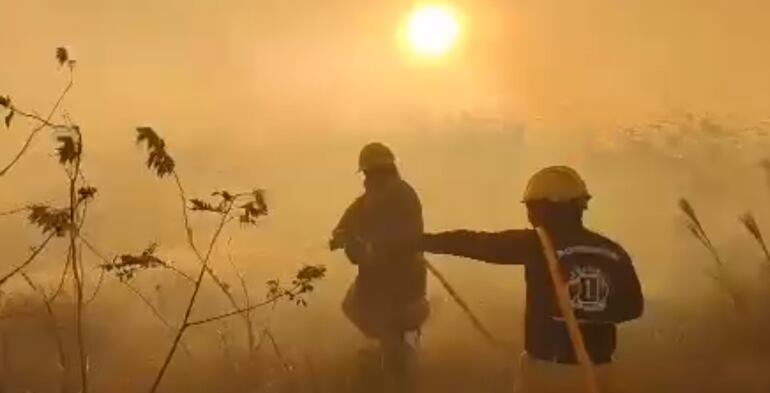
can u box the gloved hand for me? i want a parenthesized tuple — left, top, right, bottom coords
(329, 236, 345, 251)
(329, 228, 348, 251)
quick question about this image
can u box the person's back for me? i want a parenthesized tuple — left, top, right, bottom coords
(354, 175, 427, 305)
(420, 166, 643, 393)
(330, 143, 429, 386)
(422, 226, 641, 364)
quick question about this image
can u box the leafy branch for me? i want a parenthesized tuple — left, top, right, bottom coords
(188, 265, 326, 327)
(28, 205, 72, 237)
(100, 243, 166, 282)
(148, 195, 236, 393)
(136, 129, 316, 391)
(78, 236, 193, 357)
(0, 48, 75, 177)
(137, 126, 270, 352)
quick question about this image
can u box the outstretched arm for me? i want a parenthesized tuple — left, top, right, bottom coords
(421, 229, 539, 265)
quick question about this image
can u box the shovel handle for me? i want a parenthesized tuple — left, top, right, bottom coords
(535, 226, 601, 393)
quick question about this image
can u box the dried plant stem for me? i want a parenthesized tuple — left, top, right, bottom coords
(0, 206, 30, 217)
(0, 70, 73, 177)
(49, 256, 71, 302)
(699, 238, 744, 310)
(20, 272, 68, 391)
(0, 232, 56, 287)
(303, 352, 321, 393)
(148, 203, 233, 393)
(124, 282, 193, 358)
(160, 264, 195, 284)
(226, 243, 256, 355)
(186, 284, 300, 327)
(77, 235, 192, 357)
(84, 268, 106, 306)
(171, 172, 257, 348)
(68, 133, 88, 393)
(263, 329, 292, 373)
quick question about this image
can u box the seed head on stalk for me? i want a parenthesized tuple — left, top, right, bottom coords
(679, 198, 746, 312)
(679, 198, 715, 252)
(740, 212, 770, 266)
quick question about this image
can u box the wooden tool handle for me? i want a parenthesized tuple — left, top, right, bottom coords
(535, 226, 601, 393)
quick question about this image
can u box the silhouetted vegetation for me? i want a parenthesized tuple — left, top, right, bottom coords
(0, 49, 325, 393)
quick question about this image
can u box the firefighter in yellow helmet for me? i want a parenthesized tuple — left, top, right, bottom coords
(330, 143, 429, 386)
(419, 165, 643, 393)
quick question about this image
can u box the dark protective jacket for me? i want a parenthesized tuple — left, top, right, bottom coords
(421, 227, 643, 364)
(334, 174, 427, 307)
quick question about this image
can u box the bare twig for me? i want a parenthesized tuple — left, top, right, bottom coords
(123, 282, 194, 357)
(252, 300, 281, 354)
(171, 172, 258, 345)
(186, 284, 301, 327)
(84, 268, 106, 306)
(304, 352, 321, 393)
(80, 239, 167, 323)
(0, 69, 74, 177)
(226, 238, 256, 354)
(216, 323, 238, 372)
(78, 233, 193, 358)
(0, 233, 56, 287)
(159, 263, 196, 284)
(172, 173, 195, 250)
(19, 272, 68, 376)
(10, 108, 68, 130)
(263, 329, 292, 373)
(125, 283, 175, 331)
(49, 256, 71, 302)
(148, 202, 234, 393)
(0, 198, 61, 218)
(0, 206, 30, 217)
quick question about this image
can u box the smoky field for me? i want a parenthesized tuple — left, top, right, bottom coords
(1, 49, 770, 393)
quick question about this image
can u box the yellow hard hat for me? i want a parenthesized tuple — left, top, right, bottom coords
(358, 142, 396, 172)
(522, 165, 590, 203)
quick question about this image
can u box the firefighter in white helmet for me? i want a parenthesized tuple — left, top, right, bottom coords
(330, 143, 429, 386)
(419, 165, 643, 393)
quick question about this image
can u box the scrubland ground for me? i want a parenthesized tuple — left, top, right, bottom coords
(2, 117, 770, 392)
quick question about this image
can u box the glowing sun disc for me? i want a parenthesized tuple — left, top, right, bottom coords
(406, 4, 460, 56)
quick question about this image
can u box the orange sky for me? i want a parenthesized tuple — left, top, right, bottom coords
(2, 0, 769, 138)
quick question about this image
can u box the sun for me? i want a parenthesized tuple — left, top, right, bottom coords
(405, 4, 461, 57)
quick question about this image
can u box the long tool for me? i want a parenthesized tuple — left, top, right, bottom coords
(330, 238, 506, 350)
(424, 259, 505, 349)
(535, 226, 600, 393)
